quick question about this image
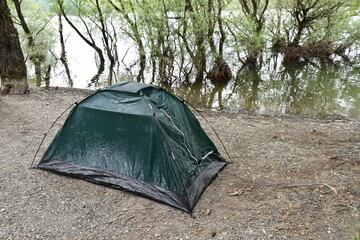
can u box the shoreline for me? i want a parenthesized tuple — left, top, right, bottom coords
(25, 86, 360, 123)
(0, 87, 359, 239)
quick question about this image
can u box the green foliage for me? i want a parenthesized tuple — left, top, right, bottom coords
(272, 0, 355, 45)
(224, 0, 269, 65)
(355, 227, 360, 240)
(9, 0, 56, 73)
(305, 1, 357, 45)
(10, 0, 360, 85)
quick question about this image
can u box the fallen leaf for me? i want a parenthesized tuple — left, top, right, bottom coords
(206, 208, 211, 215)
(229, 190, 239, 196)
(282, 211, 290, 219)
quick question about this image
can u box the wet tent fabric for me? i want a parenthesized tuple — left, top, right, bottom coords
(37, 81, 227, 213)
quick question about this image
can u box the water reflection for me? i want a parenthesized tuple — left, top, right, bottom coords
(51, 43, 359, 119)
(47, 19, 359, 119)
(168, 56, 360, 120)
(235, 67, 262, 111)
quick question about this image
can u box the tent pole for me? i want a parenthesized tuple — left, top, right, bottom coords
(184, 99, 232, 163)
(30, 103, 76, 168)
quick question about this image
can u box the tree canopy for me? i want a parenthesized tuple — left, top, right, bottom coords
(4, 0, 360, 88)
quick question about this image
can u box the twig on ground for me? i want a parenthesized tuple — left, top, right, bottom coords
(332, 161, 352, 171)
(336, 203, 358, 213)
(279, 168, 291, 182)
(126, 215, 135, 221)
(331, 161, 352, 176)
(281, 183, 338, 195)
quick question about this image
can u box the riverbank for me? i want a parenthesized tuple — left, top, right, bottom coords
(0, 87, 359, 239)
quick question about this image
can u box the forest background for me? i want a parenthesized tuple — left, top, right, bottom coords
(3, 0, 360, 118)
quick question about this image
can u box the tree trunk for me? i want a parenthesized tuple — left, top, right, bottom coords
(58, 14, 73, 87)
(95, 0, 116, 85)
(58, 0, 105, 86)
(34, 62, 42, 86)
(292, 21, 306, 47)
(12, 0, 43, 86)
(137, 52, 146, 83)
(0, 0, 28, 94)
(107, 0, 146, 83)
(44, 65, 51, 90)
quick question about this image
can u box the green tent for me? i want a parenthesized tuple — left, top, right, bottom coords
(37, 81, 227, 214)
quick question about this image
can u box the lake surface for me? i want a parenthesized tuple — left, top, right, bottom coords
(47, 23, 360, 120)
(174, 55, 360, 120)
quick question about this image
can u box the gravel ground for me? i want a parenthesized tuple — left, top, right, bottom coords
(0, 87, 359, 240)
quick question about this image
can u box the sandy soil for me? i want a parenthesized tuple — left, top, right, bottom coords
(0, 87, 359, 240)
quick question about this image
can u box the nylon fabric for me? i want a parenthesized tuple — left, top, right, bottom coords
(37, 81, 227, 213)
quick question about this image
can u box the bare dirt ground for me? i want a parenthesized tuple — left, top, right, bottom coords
(0, 87, 359, 240)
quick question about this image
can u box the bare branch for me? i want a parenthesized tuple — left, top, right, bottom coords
(281, 183, 338, 195)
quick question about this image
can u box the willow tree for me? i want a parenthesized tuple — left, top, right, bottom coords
(0, 0, 28, 94)
(107, 0, 146, 82)
(138, 0, 178, 86)
(92, 0, 119, 85)
(206, 0, 232, 86)
(12, 0, 42, 86)
(225, 0, 269, 67)
(56, 12, 73, 87)
(58, 0, 106, 85)
(10, 0, 55, 87)
(272, 0, 354, 61)
(177, 0, 208, 87)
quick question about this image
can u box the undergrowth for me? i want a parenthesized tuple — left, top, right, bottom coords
(354, 227, 360, 240)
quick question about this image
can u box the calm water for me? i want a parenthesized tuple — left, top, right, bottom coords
(171, 55, 360, 120)
(47, 23, 360, 120)
(50, 54, 360, 120)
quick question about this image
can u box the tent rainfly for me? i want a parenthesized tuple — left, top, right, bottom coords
(37, 81, 227, 214)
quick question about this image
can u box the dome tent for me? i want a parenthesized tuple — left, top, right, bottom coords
(37, 81, 227, 214)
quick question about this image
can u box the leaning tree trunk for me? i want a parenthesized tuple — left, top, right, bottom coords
(12, 0, 43, 87)
(58, 13, 73, 87)
(0, 0, 28, 94)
